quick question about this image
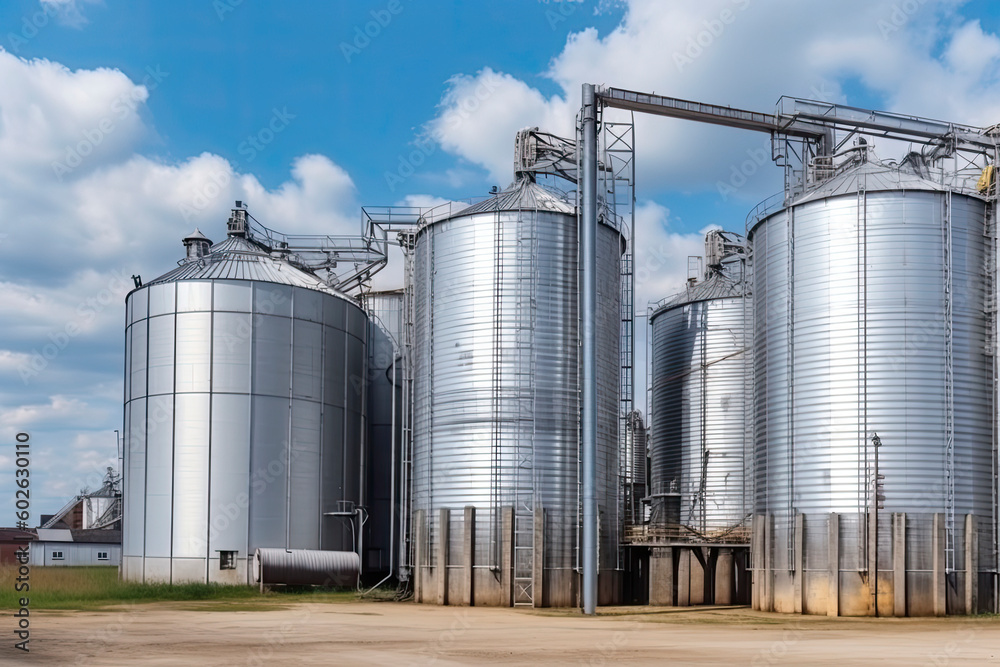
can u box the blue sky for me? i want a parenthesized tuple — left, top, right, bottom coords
(3, 0, 1000, 517)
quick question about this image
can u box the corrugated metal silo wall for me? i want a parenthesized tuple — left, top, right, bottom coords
(750, 188, 995, 614)
(649, 294, 749, 536)
(122, 280, 367, 584)
(412, 208, 622, 581)
(365, 292, 404, 577)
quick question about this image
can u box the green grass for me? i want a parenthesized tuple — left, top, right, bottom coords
(0, 566, 361, 611)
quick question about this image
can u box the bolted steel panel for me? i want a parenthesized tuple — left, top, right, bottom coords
(123, 234, 368, 583)
(649, 265, 750, 539)
(411, 179, 623, 576)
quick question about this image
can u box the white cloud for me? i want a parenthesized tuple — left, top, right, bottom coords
(0, 350, 34, 372)
(428, 0, 1000, 202)
(395, 194, 456, 209)
(7, 0, 1000, 508)
(241, 154, 361, 235)
(0, 50, 146, 179)
(0, 51, 373, 511)
(427, 68, 576, 185)
(630, 199, 714, 408)
(0, 395, 91, 432)
(39, 0, 100, 28)
(632, 200, 712, 310)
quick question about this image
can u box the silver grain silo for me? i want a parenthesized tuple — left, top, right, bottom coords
(410, 177, 623, 607)
(122, 214, 368, 585)
(749, 157, 995, 616)
(649, 230, 749, 538)
(363, 290, 405, 582)
(646, 230, 751, 606)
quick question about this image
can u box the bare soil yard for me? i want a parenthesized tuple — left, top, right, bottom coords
(14, 602, 1000, 666)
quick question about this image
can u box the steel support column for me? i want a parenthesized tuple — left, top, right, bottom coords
(581, 82, 599, 615)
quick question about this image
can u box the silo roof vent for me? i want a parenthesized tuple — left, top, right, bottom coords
(181, 228, 213, 262)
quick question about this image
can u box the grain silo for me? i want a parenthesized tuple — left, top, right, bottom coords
(749, 155, 996, 616)
(363, 290, 405, 583)
(644, 230, 751, 606)
(410, 177, 624, 607)
(122, 207, 368, 584)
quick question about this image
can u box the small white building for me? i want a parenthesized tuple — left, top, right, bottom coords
(28, 529, 121, 567)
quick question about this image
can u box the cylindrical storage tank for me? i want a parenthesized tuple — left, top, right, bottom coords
(411, 178, 623, 607)
(648, 242, 750, 541)
(749, 161, 995, 616)
(254, 548, 360, 588)
(363, 290, 405, 581)
(122, 226, 368, 585)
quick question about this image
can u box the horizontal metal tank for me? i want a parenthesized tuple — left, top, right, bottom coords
(648, 231, 750, 541)
(411, 178, 623, 606)
(749, 158, 996, 616)
(122, 214, 368, 584)
(254, 548, 360, 588)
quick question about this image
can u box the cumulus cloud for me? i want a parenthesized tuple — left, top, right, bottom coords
(0, 395, 91, 431)
(8, 0, 1000, 513)
(633, 200, 713, 310)
(38, 0, 101, 28)
(0, 51, 368, 513)
(630, 199, 714, 411)
(427, 68, 576, 185)
(428, 0, 1000, 203)
(0, 50, 147, 180)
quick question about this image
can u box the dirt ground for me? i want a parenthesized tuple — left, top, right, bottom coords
(13, 602, 1000, 666)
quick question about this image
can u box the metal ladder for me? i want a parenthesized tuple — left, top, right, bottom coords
(512, 201, 537, 607)
(399, 231, 417, 582)
(490, 204, 505, 572)
(602, 119, 636, 556)
(984, 165, 999, 606)
(944, 191, 956, 573)
(857, 184, 870, 570)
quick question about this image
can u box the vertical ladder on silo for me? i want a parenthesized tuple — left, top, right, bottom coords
(512, 200, 537, 607)
(984, 169, 999, 595)
(490, 204, 505, 573)
(944, 191, 956, 574)
(400, 231, 417, 582)
(858, 184, 870, 571)
(620, 248, 634, 525)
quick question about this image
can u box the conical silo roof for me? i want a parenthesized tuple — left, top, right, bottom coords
(146, 234, 347, 297)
